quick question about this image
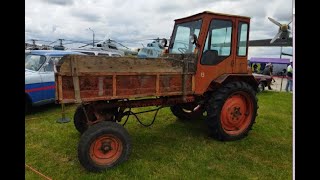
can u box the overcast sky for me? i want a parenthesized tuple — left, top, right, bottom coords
(25, 0, 293, 59)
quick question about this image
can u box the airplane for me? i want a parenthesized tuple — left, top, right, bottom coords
(244, 15, 293, 47)
(137, 38, 168, 58)
(268, 17, 292, 43)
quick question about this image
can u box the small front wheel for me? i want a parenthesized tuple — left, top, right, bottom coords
(78, 121, 131, 172)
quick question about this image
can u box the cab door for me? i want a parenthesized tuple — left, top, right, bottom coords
(233, 18, 250, 73)
(195, 16, 236, 94)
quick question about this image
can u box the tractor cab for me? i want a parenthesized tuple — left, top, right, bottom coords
(168, 11, 253, 93)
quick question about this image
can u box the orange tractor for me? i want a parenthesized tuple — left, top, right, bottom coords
(55, 11, 258, 172)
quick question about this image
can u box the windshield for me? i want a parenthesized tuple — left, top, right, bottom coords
(169, 19, 202, 54)
(25, 54, 47, 71)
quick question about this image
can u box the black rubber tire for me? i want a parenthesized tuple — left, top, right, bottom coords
(170, 103, 204, 121)
(74, 105, 96, 134)
(78, 121, 131, 172)
(205, 81, 258, 141)
(257, 82, 265, 92)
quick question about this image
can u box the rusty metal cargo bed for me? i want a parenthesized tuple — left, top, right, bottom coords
(55, 54, 197, 104)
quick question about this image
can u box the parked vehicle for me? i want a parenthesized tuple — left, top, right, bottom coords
(252, 73, 273, 92)
(25, 50, 85, 113)
(25, 50, 31, 59)
(55, 11, 258, 172)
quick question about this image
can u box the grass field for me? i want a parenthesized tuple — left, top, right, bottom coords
(25, 91, 293, 179)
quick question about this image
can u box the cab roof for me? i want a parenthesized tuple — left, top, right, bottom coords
(175, 11, 251, 21)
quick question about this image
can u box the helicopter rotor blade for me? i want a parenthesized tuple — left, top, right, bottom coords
(48, 40, 58, 45)
(78, 43, 92, 48)
(114, 41, 130, 49)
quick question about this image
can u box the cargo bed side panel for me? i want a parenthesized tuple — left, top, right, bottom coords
(55, 54, 197, 103)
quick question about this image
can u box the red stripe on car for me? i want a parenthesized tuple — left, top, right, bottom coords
(25, 85, 55, 93)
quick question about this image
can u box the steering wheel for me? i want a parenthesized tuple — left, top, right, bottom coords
(174, 41, 189, 54)
(178, 47, 188, 54)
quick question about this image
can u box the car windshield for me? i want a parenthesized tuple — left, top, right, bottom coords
(169, 19, 202, 54)
(25, 54, 47, 71)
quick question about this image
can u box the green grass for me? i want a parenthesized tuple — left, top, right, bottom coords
(25, 91, 293, 179)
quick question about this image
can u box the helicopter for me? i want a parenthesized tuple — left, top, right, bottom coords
(25, 39, 54, 50)
(79, 38, 139, 56)
(137, 38, 168, 58)
(268, 17, 292, 43)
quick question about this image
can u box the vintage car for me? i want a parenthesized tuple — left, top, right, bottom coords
(252, 73, 273, 92)
(25, 50, 85, 113)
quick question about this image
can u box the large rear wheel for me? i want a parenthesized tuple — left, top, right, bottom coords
(205, 81, 258, 141)
(78, 121, 131, 172)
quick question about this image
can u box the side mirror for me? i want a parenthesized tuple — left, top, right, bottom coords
(190, 34, 199, 47)
(160, 38, 168, 48)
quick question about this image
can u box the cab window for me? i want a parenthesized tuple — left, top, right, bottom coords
(201, 19, 232, 65)
(237, 22, 249, 56)
(169, 19, 202, 54)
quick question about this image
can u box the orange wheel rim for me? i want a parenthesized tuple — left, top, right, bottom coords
(220, 92, 253, 135)
(89, 134, 123, 166)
